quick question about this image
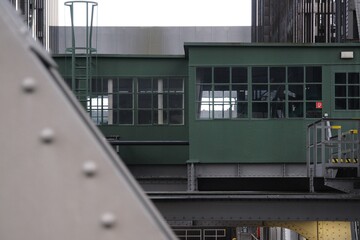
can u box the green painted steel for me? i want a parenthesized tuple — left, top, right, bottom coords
(53, 44, 360, 164)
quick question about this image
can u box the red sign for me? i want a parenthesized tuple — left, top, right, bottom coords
(316, 101, 323, 109)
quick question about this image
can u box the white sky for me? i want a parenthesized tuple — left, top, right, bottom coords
(58, 0, 251, 27)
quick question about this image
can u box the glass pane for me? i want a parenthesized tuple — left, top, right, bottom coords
(288, 67, 304, 83)
(232, 85, 248, 101)
(348, 86, 360, 97)
(152, 78, 167, 92)
(138, 110, 152, 124)
(112, 94, 118, 108)
(306, 102, 322, 118)
(196, 67, 212, 84)
(153, 94, 168, 108)
(252, 67, 268, 83)
(169, 110, 183, 124)
(119, 94, 133, 108)
(232, 67, 247, 83)
(169, 94, 183, 108)
(335, 98, 346, 109)
(169, 78, 183, 91)
(214, 84, 230, 91)
(306, 84, 322, 100)
(232, 102, 248, 118)
(252, 85, 268, 101)
(348, 98, 360, 109)
(198, 102, 212, 119)
(270, 85, 285, 101)
(153, 110, 168, 124)
(138, 94, 152, 108)
(118, 78, 132, 92)
(138, 78, 152, 92)
(335, 86, 346, 97)
(306, 66, 322, 83)
(91, 78, 103, 92)
(118, 110, 133, 124)
(214, 89, 230, 103)
(288, 102, 304, 118)
(112, 110, 118, 124)
(288, 85, 304, 100)
(270, 102, 285, 118)
(270, 67, 285, 83)
(335, 73, 346, 84)
(214, 104, 231, 119)
(348, 73, 360, 84)
(214, 67, 230, 83)
(252, 102, 268, 118)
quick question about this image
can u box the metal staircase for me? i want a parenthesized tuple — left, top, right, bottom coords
(307, 118, 360, 193)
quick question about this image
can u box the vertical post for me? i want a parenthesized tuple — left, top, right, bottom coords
(321, 121, 326, 177)
(158, 79, 163, 124)
(314, 124, 318, 178)
(357, 121, 360, 177)
(108, 79, 113, 124)
(187, 163, 197, 191)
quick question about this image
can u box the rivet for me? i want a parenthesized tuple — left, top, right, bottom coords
(100, 213, 116, 228)
(83, 161, 97, 177)
(40, 128, 55, 143)
(22, 77, 36, 93)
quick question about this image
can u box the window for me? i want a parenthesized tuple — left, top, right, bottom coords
(137, 77, 184, 125)
(335, 72, 360, 110)
(87, 77, 184, 125)
(196, 67, 248, 119)
(89, 78, 134, 125)
(305, 66, 322, 118)
(196, 66, 322, 120)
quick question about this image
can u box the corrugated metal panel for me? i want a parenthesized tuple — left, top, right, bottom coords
(50, 26, 251, 54)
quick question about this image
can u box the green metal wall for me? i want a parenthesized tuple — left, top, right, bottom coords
(186, 44, 360, 163)
(54, 44, 360, 165)
(54, 55, 189, 164)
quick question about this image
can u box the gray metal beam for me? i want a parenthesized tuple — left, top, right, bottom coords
(150, 192, 360, 223)
(0, 1, 176, 239)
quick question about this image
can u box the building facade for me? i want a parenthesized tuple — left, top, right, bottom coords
(8, 0, 58, 50)
(252, 0, 360, 43)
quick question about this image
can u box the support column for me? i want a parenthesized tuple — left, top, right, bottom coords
(158, 78, 163, 124)
(108, 79, 113, 124)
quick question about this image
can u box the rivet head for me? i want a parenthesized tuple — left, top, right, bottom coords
(100, 213, 116, 228)
(83, 161, 97, 177)
(22, 77, 36, 93)
(40, 128, 55, 143)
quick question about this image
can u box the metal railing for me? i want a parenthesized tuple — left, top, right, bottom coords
(307, 118, 360, 192)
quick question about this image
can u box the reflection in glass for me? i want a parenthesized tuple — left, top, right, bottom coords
(270, 102, 285, 118)
(306, 67, 322, 83)
(252, 102, 268, 118)
(335, 99, 346, 109)
(288, 67, 304, 83)
(348, 73, 360, 84)
(335, 73, 346, 84)
(288, 102, 304, 118)
(214, 67, 230, 84)
(270, 67, 285, 83)
(288, 85, 304, 100)
(252, 85, 268, 101)
(306, 102, 322, 118)
(306, 84, 322, 100)
(232, 67, 247, 83)
(348, 99, 360, 109)
(196, 67, 212, 84)
(252, 67, 268, 83)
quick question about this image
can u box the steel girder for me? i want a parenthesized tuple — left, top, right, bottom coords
(0, 1, 176, 239)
